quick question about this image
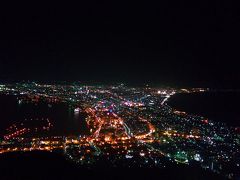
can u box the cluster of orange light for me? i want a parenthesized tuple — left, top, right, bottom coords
(163, 131, 200, 139)
(174, 110, 187, 115)
(0, 144, 64, 154)
(4, 128, 28, 140)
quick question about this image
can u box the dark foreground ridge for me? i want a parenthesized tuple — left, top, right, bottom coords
(0, 151, 225, 180)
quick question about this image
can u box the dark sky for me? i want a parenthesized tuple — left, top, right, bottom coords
(0, 2, 239, 87)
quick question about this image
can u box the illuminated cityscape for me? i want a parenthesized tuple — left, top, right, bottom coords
(0, 1, 239, 179)
(0, 82, 239, 179)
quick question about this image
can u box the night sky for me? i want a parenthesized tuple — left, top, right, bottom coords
(0, 2, 239, 87)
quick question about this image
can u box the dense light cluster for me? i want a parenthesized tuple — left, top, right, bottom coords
(0, 82, 239, 179)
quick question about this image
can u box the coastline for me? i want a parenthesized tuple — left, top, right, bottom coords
(167, 91, 240, 126)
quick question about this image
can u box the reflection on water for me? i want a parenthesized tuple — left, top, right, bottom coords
(0, 95, 89, 136)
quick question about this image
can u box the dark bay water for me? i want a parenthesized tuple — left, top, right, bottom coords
(168, 92, 240, 126)
(0, 95, 89, 136)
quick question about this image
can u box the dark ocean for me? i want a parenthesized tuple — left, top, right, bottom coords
(0, 95, 88, 137)
(168, 91, 240, 127)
